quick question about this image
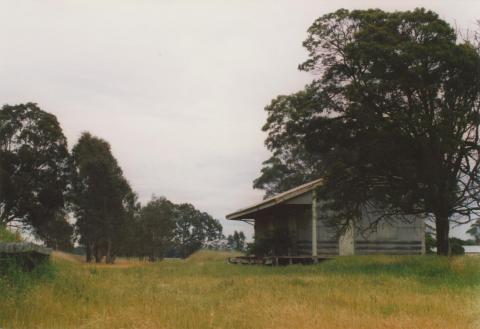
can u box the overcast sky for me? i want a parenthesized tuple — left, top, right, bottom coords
(1, 0, 478, 239)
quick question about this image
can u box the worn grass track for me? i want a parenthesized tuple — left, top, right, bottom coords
(0, 251, 479, 329)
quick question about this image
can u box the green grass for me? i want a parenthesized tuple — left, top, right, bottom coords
(0, 250, 479, 329)
(0, 224, 21, 242)
(317, 255, 480, 288)
(0, 258, 56, 298)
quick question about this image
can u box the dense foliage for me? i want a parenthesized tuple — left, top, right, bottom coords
(467, 220, 480, 243)
(226, 231, 246, 252)
(71, 132, 138, 263)
(0, 103, 223, 262)
(123, 197, 223, 261)
(71, 133, 223, 262)
(167, 203, 223, 258)
(0, 103, 73, 249)
(255, 8, 480, 255)
(130, 197, 175, 261)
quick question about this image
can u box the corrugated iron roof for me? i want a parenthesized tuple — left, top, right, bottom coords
(226, 178, 323, 220)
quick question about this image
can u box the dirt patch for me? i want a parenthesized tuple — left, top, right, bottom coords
(52, 251, 147, 268)
(52, 251, 84, 263)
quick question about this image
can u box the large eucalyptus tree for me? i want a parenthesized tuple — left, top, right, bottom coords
(256, 8, 480, 255)
(0, 103, 72, 247)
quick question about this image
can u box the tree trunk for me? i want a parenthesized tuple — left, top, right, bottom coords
(105, 240, 112, 264)
(94, 243, 102, 263)
(435, 213, 450, 256)
(86, 241, 93, 263)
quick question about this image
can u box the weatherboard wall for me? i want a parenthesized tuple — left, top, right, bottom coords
(251, 189, 425, 257)
(354, 211, 425, 255)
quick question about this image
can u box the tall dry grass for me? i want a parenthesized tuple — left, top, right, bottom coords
(0, 251, 479, 329)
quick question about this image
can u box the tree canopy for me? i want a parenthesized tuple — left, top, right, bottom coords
(467, 221, 480, 244)
(0, 103, 72, 247)
(169, 203, 223, 258)
(137, 196, 176, 261)
(227, 231, 246, 252)
(71, 132, 137, 263)
(68, 132, 223, 262)
(255, 8, 480, 255)
(0, 104, 224, 260)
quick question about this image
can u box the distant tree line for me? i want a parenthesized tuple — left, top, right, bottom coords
(0, 103, 224, 263)
(226, 231, 246, 252)
(202, 230, 247, 252)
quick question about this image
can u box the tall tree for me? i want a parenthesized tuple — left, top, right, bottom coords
(109, 190, 139, 259)
(254, 86, 325, 197)
(171, 203, 223, 258)
(0, 103, 72, 245)
(256, 8, 480, 255)
(34, 211, 74, 250)
(71, 132, 134, 263)
(227, 231, 246, 252)
(138, 196, 175, 261)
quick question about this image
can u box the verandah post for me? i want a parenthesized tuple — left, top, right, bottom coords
(312, 189, 318, 258)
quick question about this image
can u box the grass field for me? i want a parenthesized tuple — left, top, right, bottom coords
(0, 250, 479, 329)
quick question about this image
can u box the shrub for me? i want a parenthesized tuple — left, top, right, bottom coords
(247, 229, 293, 257)
(425, 233, 466, 255)
(0, 257, 55, 297)
(0, 225, 21, 242)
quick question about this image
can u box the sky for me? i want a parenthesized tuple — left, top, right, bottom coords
(1, 0, 479, 239)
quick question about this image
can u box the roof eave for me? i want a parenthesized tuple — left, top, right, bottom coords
(226, 178, 323, 220)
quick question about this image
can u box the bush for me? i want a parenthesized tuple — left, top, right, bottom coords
(246, 234, 272, 256)
(0, 225, 21, 242)
(0, 257, 55, 297)
(247, 229, 293, 257)
(425, 233, 466, 255)
(425, 233, 436, 254)
(449, 238, 465, 255)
